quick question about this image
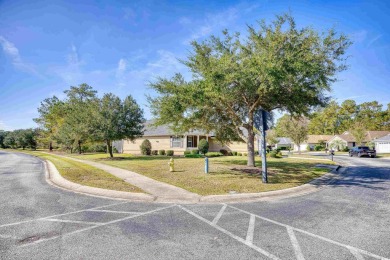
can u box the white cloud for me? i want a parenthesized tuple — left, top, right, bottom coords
(351, 30, 368, 43)
(184, 7, 239, 43)
(367, 34, 382, 48)
(117, 58, 127, 73)
(54, 44, 84, 84)
(0, 36, 41, 77)
(0, 120, 12, 131)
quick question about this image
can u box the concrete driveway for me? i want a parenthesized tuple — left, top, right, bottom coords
(0, 151, 389, 259)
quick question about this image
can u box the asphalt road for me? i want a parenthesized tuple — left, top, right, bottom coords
(0, 151, 389, 260)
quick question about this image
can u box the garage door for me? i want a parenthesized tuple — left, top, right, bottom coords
(376, 142, 390, 153)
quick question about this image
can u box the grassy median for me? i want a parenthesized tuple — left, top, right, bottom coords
(66, 153, 335, 195)
(9, 150, 145, 193)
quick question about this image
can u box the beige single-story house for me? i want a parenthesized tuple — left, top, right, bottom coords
(327, 131, 390, 150)
(373, 134, 390, 153)
(113, 121, 258, 155)
(292, 135, 333, 151)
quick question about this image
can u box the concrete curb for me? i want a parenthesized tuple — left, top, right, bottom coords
(44, 156, 344, 204)
(44, 160, 156, 202)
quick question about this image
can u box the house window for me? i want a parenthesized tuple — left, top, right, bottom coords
(352, 142, 356, 147)
(170, 136, 183, 148)
(187, 136, 198, 148)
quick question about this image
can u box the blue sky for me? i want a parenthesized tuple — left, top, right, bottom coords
(1, 0, 389, 130)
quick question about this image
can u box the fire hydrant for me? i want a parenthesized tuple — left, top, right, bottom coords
(168, 158, 174, 172)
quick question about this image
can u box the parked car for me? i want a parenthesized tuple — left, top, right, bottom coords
(349, 146, 376, 158)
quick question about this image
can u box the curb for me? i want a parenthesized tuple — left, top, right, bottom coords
(44, 157, 344, 204)
(44, 160, 156, 202)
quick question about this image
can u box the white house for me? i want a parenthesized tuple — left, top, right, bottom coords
(327, 131, 390, 150)
(374, 134, 390, 153)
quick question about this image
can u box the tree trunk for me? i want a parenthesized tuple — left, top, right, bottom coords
(78, 140, 82, 154)
(107, 140, 113, 158)
(49, 142, 53, 152)
(247, 127, 255, 167)
(298, 144, 301, 154)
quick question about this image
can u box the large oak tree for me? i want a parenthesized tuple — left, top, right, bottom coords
(149, 14, 351, 166)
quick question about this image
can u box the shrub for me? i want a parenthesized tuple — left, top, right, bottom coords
(151, 150, 158, 155)
(185, 154, 203, 158)
(342, 146, 349, 152)
(184, 150, 191, 156)
(306, 145, 311, 151)
(232, 151, 238, 156)
(237, 152, 242, 156)
(166, 150, 174, 156)
(191, 149, 199, 155)
(227, 151, 233, 156)
(243, 153, 247, 156)
(268, 150, 282, 158)
(140, 139, 152, 155)
(158, 150, 166, 156)
(198, 139, 209, 155)
(219, 149, 228, 156)
(205, 152, 223, 157)
(314, 145, 322, 151)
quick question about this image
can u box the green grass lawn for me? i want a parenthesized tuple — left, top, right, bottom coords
(64, 152, 335, 195)
(377, 153, 390, 158)
(7, 150, 145, 193)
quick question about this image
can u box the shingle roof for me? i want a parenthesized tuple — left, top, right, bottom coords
(306, 135, 333, 144)
(329, 131, 390, 143)
(373, 134, 390, 142)
(143, 120, 210, 136)
(276, 137, 292, 145)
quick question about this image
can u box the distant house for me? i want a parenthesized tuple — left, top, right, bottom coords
(272, 137, 292, 150)
(327, 131, 390, 150)
(113, 121, 258, 155)
(292, 135, 333, 152)
(373, 134, 390, 153)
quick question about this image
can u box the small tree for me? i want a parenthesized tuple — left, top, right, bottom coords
(140, 139, 152, 155)
(198, 139, 209, 155)
(276, 115, 308, 154)
(350, 121, 366, 146)
(265, 129, 278, 148)
(330, 139, 346, 151)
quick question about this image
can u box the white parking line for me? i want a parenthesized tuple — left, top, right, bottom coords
(19, 204, 176, 248)
(245, 214, 255, 245)
(0, 201, 129, 228)
(229, 205, 389, 260)
(212, 204, 227, 225)
(86, 209, 140, 214)
(40, 219, 102, 226)
(179, 205, 280, 260)
(287, 227, 305, 260)
(348, 246, 366, 260)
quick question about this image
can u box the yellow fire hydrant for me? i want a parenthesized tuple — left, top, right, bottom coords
(168, 158, 174, 172)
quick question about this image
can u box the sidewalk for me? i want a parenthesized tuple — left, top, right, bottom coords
(45, 153, 343, 204)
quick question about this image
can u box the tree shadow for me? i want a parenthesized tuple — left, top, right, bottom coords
(319, 165, 390, 191)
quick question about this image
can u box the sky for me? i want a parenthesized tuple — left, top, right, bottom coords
(1, 0, 389, 130)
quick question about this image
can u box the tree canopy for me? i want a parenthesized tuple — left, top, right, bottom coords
(149, 13, 351, 166)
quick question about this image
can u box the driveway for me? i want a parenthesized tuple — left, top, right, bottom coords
(1, 151, 389, 259)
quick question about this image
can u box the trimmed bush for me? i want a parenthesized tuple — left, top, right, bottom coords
(205, 152, 223, 157)
(151, 150, 158, 155)
(268, 150, 282, 158)
(184, 150, 191, 156)
(158, 150, 166, 155)
(191, 149, 199, 155)
(198, 139, 209, 155)
(227, 151, 233, 156)
(185, 154, 203, 158)
(342, 146, 349, 152)
(219, 149, 228, 156)
(232, 151, 238, 156)
(166, 150, 174, 156)
(237, 152, 242, 156)
(140, 139, 152, 155)
(243, 153, 247, 156)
